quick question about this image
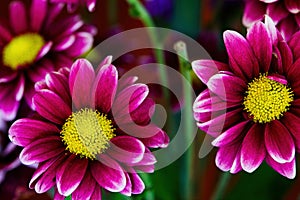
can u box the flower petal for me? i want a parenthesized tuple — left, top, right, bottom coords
(266, 155, 296, 179)
(266, 2, 289, 24)
(212, 121, 250, 147)
(241, 123, 266, 173)
(129, 172, 145, 194)
(69, 59, 95, 109)
(281, 112, 300, 152)
(215, 143, 241, 172)
(207, 72, 246, 102)
(72, 172, 96, 200)
(91, 154, 126, 192)
(9, 118, 59, 146)
(33, 89, 71, 124)
(246, 21, 272, 72)
(65, 32, 93, 57)
(30, 0, 47, 32)
(120, 172, 132, 196)
(242, 0, 266, 27)
(9, 1, 27, 34)
(285, 0, 300, 14)
(56, 155, 88, 196)
(107, 136, 145, 164)
(20, 136, 64, 165)
(265, 120, 295, 163)
(92, 64, 118, 113)
(223, 30, 259, 80)
(191, 60, 230, 84)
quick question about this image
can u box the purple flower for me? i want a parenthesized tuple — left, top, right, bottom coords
(9, 57, 169, 198)
(0, 0, 96, 121)
(243, 0, 300, 41)
(50, 0, 97, 12)
(192, 17, 300, 179)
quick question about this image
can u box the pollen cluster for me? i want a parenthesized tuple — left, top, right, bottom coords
(60, 108, 115, 160)
(243, 74, 293, 123)
(3, 33, 45, 70)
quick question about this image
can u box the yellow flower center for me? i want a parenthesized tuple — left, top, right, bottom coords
(243, 74, 293, 123)
(60, 108, 116, 160)
(3, 33, 45, 70)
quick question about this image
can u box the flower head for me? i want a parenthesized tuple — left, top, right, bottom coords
(50, 0, 97, 12)
(9, 57, 169, 198)
(192, 17, 300, 179)
(243, 0, 300, 40)
(0, 0, 96, 121)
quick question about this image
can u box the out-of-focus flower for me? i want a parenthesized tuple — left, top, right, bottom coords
(50, 0, 97, 12)
(9, 57, 169, 198)
(0, 0, 96, 121)
(243, 0, 300, 40)
(192, 17, 300, 179)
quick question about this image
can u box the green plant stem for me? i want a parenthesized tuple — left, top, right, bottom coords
(212, 172, 231, 200)
(174, 41, 194, 200)
(126, 0, 170, 109)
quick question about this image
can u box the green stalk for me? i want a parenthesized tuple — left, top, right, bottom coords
(126, 0, 170, 107)
(212, 172, 231, 200)
(174, 41, 194, 200)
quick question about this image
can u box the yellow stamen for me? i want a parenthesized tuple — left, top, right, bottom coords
(3, 33, 45, 70)
(60, 108, 115, 160)
(243, 74, 293, 123)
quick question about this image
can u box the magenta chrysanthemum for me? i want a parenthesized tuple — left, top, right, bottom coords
(243, 0, 300, 40)
(0, 0, 96, 121)
(50, 0, 97, 12)
(192, 17, 300, 179)
(9, 57, 169, 198)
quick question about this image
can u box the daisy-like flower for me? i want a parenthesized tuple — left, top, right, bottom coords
(0, 0, 96, 121)
(9, 57, 169, 198)
(192, 17, 300, 179)
(50, 0, 97, 12)
(243, 0, 300, 41)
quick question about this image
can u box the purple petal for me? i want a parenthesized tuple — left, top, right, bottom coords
(120, 172, 132, 196)
(91, 154, 126, 192)
(207, 72, 246, 102)
(212, 121, 250, 147)
(266, 155, 296, 179)
(69, 59, 95, 109)
(72, 172, 96, 200)
(288, 31, 300, 60)
(265, 15, 278, 45)
(281, 112, 300, 152)
(215, 143, 241, 171)
(36, 42, 53, 61)
(65, 32, 93, 57)
(90, 186, 102, 200)
(107, 136, 145, 164)
(9, 1, 27, 34)
(57, 155, 88, 196)
(50, 15, 83, 38)
(33, 89, 71, 124)
(230, 148, 242, 174)
(117, 76, 138, 92)
(277, 16, 298, 41)
(53, 35, 76, 51)
(92, 64, 118, 113)
(241, 123, 266, 173)
(247, 21, 272, 72)
(139, 127, 169, 148)
(128, 149, 156, 166)
(9, 118, 59, 146)
(20, 136, 64, 165)
(86, 0, 96, 12)
(266, 2, 289, 24)
(96, 56, 113, 72)
(0, 23, 12, 42)
(35, 163, 57, 193)
(285, 0, 300, 14)
(30, 0, 47, 31)
(45, 71, 71, 105)
(197, 108, 243, 137)
(242, 0, 266, 27)
(113, 84, 149, 117)
(191, 60, 230, 84)
(224, 30, 259, 80)
(278, 40, 293, 74)
(129, 172, 145, 194)
(265, 120, 295, 163)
